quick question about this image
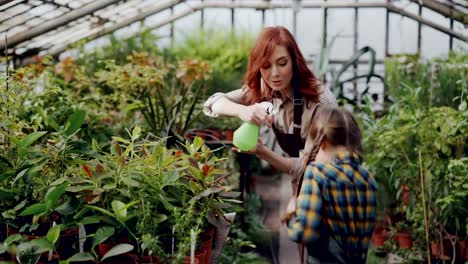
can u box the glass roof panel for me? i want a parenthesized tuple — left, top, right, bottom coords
(68, 1, 84, 9)
(0, 0, 27, 12)
(24, 17, 45, 27)
(53, 0, 75, 5)
(40, 7, 65, 19)
(27, 3, 55, 16)
(0, 0, 465, 60)
(6, 24, 28, 36)
(1, 3, 30, 18)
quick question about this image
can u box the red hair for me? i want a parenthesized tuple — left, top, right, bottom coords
(243, 26, 321, 104)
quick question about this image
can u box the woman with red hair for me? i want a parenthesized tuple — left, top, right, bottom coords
(203, 26, 337, 186)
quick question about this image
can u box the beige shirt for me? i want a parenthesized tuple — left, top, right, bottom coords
(203, 86, 338, 179)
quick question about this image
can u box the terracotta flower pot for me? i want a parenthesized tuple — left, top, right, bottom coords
(400, 185, 410, 205)
(195, 249, 207, 264)
(431, 241, 451, 260)
(224, 129, 234, 141)
(37, 252, 59, 264)
(210, 130, 222, 141)
(200, 225, 214, 263)
(101, 253, 137, 264)
(58, 227, 79, 259)
(6, 226, 18, 236)
(457, 240, 466, 261)
(371, 228, 390, 247)
(465, 243, 468, 260)
(98, 243, 114, 257)
(184, 132, 194, 141)
(395, 231, 412, 249)
(183, 256, 200, 264)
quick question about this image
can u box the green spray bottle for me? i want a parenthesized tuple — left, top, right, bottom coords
(233, 102, 275, 151)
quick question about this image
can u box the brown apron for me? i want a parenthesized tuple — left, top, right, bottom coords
(270, 84, 314, 264)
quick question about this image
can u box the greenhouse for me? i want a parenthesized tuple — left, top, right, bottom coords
(0, 0, 467, 263)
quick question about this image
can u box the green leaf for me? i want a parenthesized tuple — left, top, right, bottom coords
(4, 234, 23, 246)
(45, 182, 70, 210)
(6, 135, 21, 146)
(111, 136, 130, 144)
(19, 203, 47, 216)
(101, 244, 134, 261)
(18, 131, 48, 148)
(459, 101, 467, 111)
(85, 205, 114, 218)
(111, 201, 126, 220)
(64, 110, 86, 136)
(193, 137, 204, 152)
(55, 196, 81, 215)
(103, 183, 117, 190)
(120, 177, 139, 187)
(47, 225, 61, 244)
(11, 168, 29, 186)
(67, 252, 95, 262)
(66, 185, 94, 193)
(0, 243, 6, 254)
(192, 186, 225, 201)
(78, 216, 102, 225)
(154, 214, 167, 224)
(111, 200, 138, 221)
(162, 171, 180, 187)
(219, 191, 241, 198)
(16, 242, 40, 263)
(31, 237, 54, 252)
(92, 226, 115, 248)
(159, 193, 174, 211)
(131, 126, 141, 140)
(123, 143, 133, 157)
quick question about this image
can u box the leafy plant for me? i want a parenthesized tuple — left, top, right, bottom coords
(168, 28, 254, 97)
(385, 51, 467, 108)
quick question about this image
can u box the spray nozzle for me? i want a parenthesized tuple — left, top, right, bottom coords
(258, 102, 277, 116)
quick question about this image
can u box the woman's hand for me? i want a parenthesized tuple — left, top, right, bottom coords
(238, 103, 272, 127)
(282, 197, 297, 223)
(232, 138, 266, 155)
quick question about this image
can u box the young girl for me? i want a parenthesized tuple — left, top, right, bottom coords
(284, 106, 378, 264)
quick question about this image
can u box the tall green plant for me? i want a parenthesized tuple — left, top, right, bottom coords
(360, 83, 467, 260)
(168, 28, 254, 97)
(75, 27, 162, 75)
(385, 51, 467, 108)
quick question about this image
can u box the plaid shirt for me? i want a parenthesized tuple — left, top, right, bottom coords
(287, 151, 378, 258)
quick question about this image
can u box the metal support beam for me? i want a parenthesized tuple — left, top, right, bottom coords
(292, 0, 301, 37)
(0, 0, 26, 12)
(0, 0, 15, 6)
(418, 4, 422, 53)
(353, 1, 358, 96)
(14, 0, 467, 62)
(170, 6, 174, 47)
(200, 0, 204, 29)
(231, 0, 235, 31)
(449, 18, 453, 50)
(385, 0, 389, 56)
(0, 4, 33, 24)
(46, 0, 184, 56)
(386, 2, 467, 42)
(409, 0, 467, 25)
(0, 0, 122, 50)
(261, 9, 265, 26)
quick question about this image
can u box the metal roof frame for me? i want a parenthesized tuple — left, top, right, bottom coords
(0, 0, 120, 50)
(1, 0, 466, 63)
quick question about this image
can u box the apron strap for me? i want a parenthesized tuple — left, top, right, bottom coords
(293, 82, 303, 136)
